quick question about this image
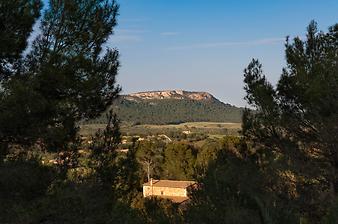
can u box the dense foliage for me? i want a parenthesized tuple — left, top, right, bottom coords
(241, 21, 338, 222)
(89, 97, 243, 125)
(186, 21, 338, 223)
(0, 0, 120, 150)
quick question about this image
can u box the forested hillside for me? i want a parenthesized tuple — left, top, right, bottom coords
(88, 91, 243, 124)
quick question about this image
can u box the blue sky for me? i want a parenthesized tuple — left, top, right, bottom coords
(108, 0, 337, 106)
(38, 1, 337, 106)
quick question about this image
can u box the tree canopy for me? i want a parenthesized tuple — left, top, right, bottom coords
(186, 21, 338, 223)
(0, 0, 120, 150)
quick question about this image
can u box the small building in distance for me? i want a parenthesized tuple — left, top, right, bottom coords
(143, 179, 196, 204)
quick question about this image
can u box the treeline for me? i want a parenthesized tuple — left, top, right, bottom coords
(120, 126, 240, 138)
(88, 98, 243, 125)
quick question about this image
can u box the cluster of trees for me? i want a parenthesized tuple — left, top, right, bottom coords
(0, 0, 337, 223)
(136, 140, 199, 181)
(0, 0, 136, 223)
(0, 1, 212, 222)
(90, 97, 243, 125)
(185, 21, 338, 223)
(135, 135, 245, 180)
(0, 0, 121, 151)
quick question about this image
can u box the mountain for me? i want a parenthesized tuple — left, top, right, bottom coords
(126, 90, 216, 101)
(90, 90, 243, 125)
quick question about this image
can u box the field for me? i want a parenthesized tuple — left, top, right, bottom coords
(80, 122, 242, 137)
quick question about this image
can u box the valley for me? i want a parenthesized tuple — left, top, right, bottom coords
(80, 121, 242, 137)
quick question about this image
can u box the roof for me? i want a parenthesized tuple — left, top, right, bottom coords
(143, 179, 196, 188)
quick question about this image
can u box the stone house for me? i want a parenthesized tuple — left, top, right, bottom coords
(143, 179, 196, 203)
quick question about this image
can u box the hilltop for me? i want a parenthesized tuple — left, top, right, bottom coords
(89, 90, 243, 125)
(126, 90, 215, 101)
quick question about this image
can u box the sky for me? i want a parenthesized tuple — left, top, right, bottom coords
(38, 0, 338, 107)
(107, 0, 338, 107)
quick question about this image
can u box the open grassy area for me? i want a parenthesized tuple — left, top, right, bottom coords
(141, 122, 241, 129)
(80, 122, 241, 137)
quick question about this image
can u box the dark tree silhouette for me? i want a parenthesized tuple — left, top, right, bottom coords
(242, 21, 338, 221)
(0, 0, 121, 150)
(0, 0, 42, 79)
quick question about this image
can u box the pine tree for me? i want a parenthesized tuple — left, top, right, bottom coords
(242, 21, 338, 221)
(0, 0, 42, 79)
(0, 0, 121, 151)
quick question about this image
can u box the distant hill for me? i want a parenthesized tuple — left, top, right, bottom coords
(89, 90, 243, 125)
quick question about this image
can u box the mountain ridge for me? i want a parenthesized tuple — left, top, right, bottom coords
(89, 90, 243, 125)
(125, 90, 216, 101)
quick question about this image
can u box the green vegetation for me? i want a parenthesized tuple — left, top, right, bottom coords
(88, 96, 243, 125)
(240, 21, 338, 222)
(80, 121, 242, 137)
(0, 1, 337, 223)
(186, 21, 338, 223)
(0, 0, 120, 150)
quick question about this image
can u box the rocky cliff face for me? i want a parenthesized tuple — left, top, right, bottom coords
(126, 90, 216, 101)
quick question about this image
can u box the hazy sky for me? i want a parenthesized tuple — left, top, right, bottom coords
(106, 0, 337, 106)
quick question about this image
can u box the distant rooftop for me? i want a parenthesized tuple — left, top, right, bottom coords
(143, 179, 196, 188)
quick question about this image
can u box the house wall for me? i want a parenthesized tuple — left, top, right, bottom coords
(143, 186, 187, 197)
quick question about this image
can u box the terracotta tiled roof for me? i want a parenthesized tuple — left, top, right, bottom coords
(143, 179, 196, 188)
